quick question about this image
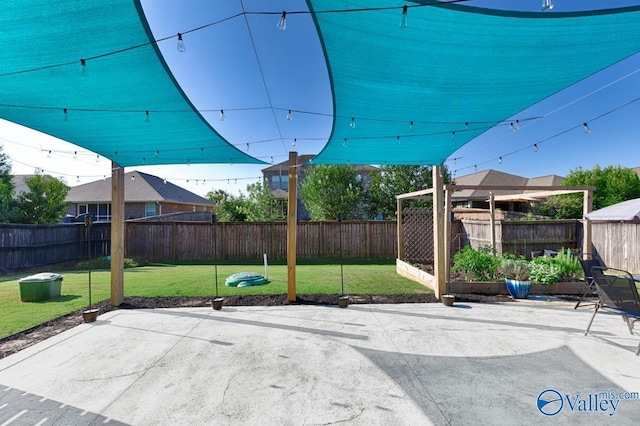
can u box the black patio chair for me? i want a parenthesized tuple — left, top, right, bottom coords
(574, 253, 602, 309)
(585, 266, 640, 355)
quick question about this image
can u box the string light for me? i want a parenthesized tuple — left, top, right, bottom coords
(409, 121, 414, 131)
(277, 11, 287, 30)
(219, 109, 225, 121)
(541, 0, 554, 11)
(177, 33, 186, 52)
(498, 156, 502, 164)
(350, 117, 356, 128)
(80, 59, 87, 76)
(63, 108, 68, 121)
(155, 150, 159, 158)
(451, 131, 455, 140)
(95, 155, 100, 162)
(533, 143, 538, 152)
(286, 110, 292, 120)
(270, 156, 274, 163)
(400, 5, 408, 28)
(47, 150, 51, 158)
(583, 122, 590, 133)
(396, 136, 400, 144)
(343, 138, 348, 147)
(73, 151, 77, 160)
(474, 165, 478, 172)
(292, 138, 296, 147)
(246, 143, 250, 152)
(76, 176, 80, 183)
(145, 110, 150, 122)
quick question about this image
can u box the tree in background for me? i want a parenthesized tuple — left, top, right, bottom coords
(535, 165, 640, 219)
(0, 147, 17, 223)
(300, 164, 364, 220)
(243, 181, 286, 222)
(367, 165, 452, 219)
(13, 174, 70, 224)
(206, 189, 247, 222)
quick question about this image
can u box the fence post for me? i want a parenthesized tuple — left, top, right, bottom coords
(432, 166, 446, 299)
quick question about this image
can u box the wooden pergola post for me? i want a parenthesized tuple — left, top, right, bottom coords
(489, 192, 496, 254)
(287, 151, 298, 302)
(397, 197, 403, 260)
(444, 188, 452, 284)
(432, 166, 446, 299)
(110, 162, 124, 306)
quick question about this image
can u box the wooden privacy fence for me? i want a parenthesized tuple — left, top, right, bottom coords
(125, 220, 397, 261)
(0, 223, 110, 272)
(462, 219, 580, 258)
(591, 222, 640, 272)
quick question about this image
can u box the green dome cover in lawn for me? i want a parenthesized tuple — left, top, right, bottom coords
(225, 272, 269, 288)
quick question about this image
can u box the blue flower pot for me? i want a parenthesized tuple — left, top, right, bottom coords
(505, 279, 532, 299)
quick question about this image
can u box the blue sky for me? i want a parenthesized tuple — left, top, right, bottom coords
(2, 0, 640, 196)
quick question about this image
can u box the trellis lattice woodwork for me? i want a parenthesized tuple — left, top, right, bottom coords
(401, 207, 434, 264)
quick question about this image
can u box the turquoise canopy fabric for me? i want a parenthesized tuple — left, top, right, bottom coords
(0, 0, 263, 167)
(307, 1, 640, 166)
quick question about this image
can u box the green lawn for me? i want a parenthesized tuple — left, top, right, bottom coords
(0, 263, 430, 339)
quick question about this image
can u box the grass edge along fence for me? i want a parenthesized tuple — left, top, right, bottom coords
(0, 263, 431, 340)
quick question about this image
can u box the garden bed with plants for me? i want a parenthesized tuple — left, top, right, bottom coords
(398, 246, 589, 296)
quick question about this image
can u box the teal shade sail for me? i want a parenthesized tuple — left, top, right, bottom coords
(307, 1, 640, 165)
(0, 0, 263, 167)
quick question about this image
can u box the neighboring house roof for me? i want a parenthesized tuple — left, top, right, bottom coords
(261, 155, 379, 173)
(66, 170, 213, 206)
(271, 188, 288, 200)
(11, 175, 31, 196)
(451, 169, 564, 201)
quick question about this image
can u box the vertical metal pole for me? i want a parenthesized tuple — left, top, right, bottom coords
(338, 213, 344, 295)
(213, 214, 218, 297)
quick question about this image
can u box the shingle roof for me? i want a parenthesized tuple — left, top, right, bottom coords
(66, 171, 213, 206)
(451, 169, 564, 201)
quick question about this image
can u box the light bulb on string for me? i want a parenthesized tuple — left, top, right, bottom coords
(163, 178, 167, 184)
(498, 156, 502, 165)
(349, 117, 356, 128)
(270, 156, 274, 164)
(343, 138, 347, 147)
(583, 122, 590, 133)
(465, 122, 469, 129)
(400, 5, 408, 28)
(246, 143, 250, 152)
(73, 151, 77, 160)
(76, 176, 80, 183)
(187, 158, 190, 166)
(47, 150, 51, 158)
(177, 33, 186, 52)
(409, 121, 414, 131)
(277, 11, 287, 30)
(474, 165, 478, 172)
(219, 109, 225, 121)
(533, 144, 538, 152)
(292, 138, 296, 147)
(286, 110, 292, 120)
(155, 150, 159, 158)
(541, 0, 554, 11)
(451, 131, 455, 140)
(63, 108, 68, 121)
(95, 155, 100, 163)
(145, 110, 150, 123)
(80, 59, 87, 76)
(396, 136, 400, 145)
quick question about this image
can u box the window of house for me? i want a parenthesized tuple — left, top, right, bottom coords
(145, 202, 156, 217)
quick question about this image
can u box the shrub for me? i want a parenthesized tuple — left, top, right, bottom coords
(530, 259, 562, 285)
(452, 245, 501, 282)
(553, 249, 584, 282)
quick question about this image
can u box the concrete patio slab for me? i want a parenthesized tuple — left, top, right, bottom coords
(1, 301, 639, 425)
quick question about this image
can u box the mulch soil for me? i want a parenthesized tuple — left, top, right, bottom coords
(0, 293, 514, 359)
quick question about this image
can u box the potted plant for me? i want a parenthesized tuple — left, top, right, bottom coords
(499, 258, 532, 299)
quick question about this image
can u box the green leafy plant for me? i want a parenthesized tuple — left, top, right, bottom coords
(452, 245, 501, 282)
(498, 258, 531, 281)
(553, 249, 584, 282)
(530, 259, 562, 285)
